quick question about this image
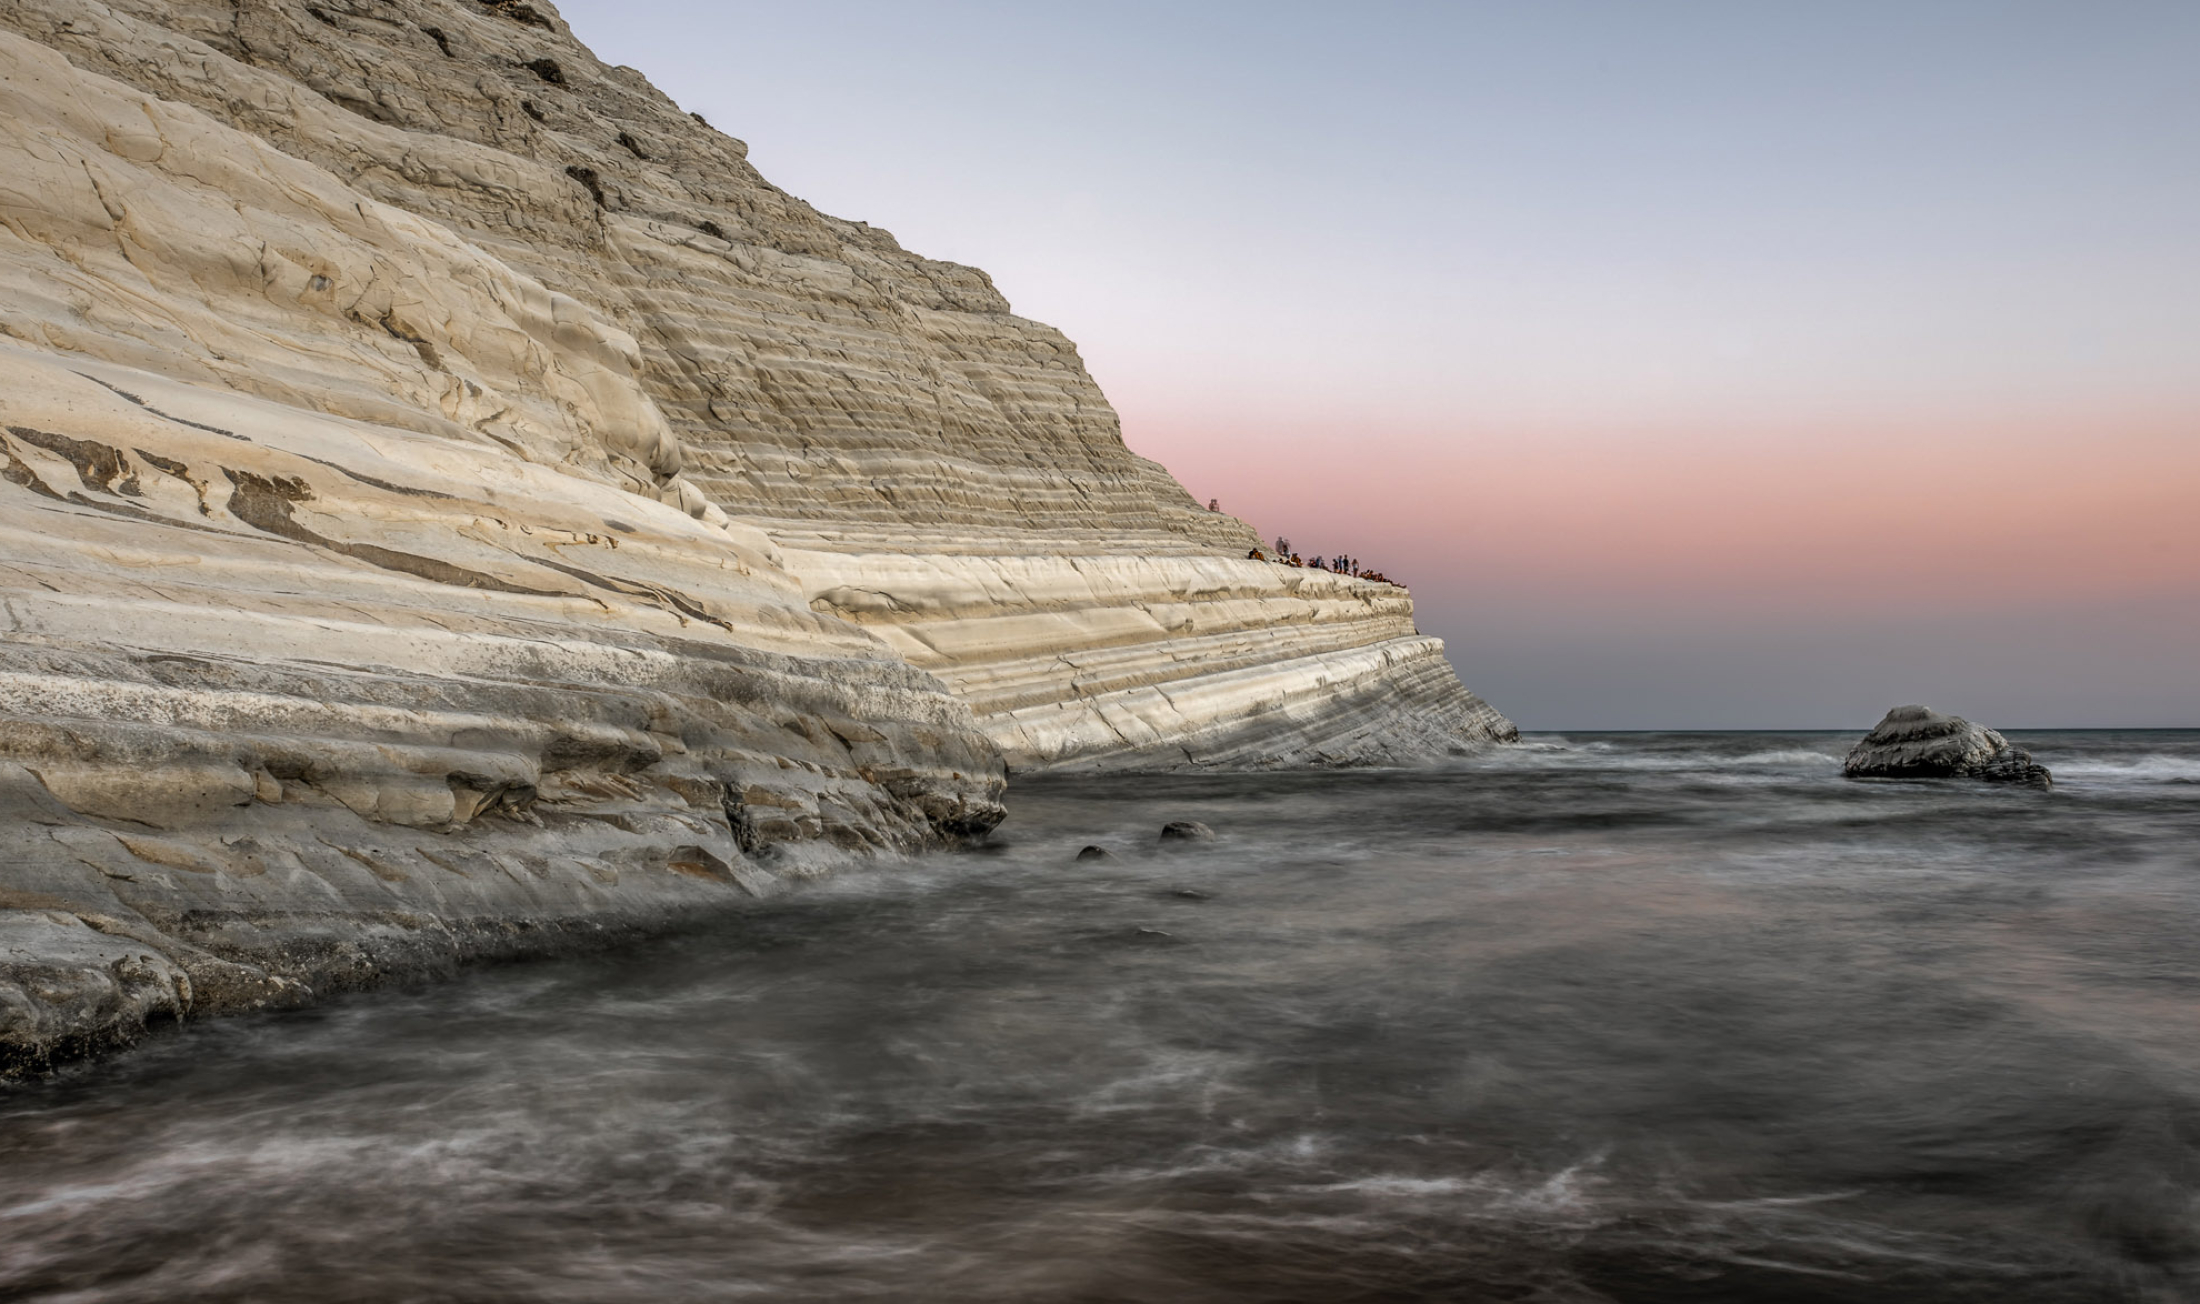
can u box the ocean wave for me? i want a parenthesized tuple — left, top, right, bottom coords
(2049, 755, 2200, 784)
(1732, 749, 1845, 767)
(1311, 1161, 1606, 1217)
(1479, 743, 1845, 774)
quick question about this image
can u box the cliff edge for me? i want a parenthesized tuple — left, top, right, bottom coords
(0, 0, 1510, 1071)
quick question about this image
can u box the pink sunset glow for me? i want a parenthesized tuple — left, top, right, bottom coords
(1142, 409, 2200, 611)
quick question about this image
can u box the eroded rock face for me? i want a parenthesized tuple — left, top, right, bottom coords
(0, 340, 1007, 1075)
(0, 0, 1509, 1069)
(1843, 707, 2052, 788)
(0, 0, 1510, 772)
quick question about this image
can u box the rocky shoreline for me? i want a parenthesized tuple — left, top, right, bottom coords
(0, 1, 1510, 1074)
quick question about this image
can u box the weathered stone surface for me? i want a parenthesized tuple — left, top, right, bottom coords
(0, 338, 1008, 1075)
(0, 0, 1510, 772)
(795, 547, 1517, 770)
(1843, 706, 2052, 788)
(0, 0, 1511, 1069)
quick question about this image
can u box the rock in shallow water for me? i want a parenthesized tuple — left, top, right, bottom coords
(1844, 706, 2052, 788)
(1160, 821, 1217, 843)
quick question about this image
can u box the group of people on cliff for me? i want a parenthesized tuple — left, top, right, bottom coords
(1204, 502, 1402, 586)
(1245, 537, 1401, 587)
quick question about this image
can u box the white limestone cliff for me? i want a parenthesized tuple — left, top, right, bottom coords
(0, 0, 1511, 1071)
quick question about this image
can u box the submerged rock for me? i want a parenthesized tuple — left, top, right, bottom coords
(1844, 706, 2052, 788)
(1159, 821, 1217, 843)
(1074, 845, 1115, 863)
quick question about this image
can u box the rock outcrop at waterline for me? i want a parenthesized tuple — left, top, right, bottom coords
(1844, 707, 2052, 788)
(0, 0, 1509, 1070)
(0, 339, 1007, 1074)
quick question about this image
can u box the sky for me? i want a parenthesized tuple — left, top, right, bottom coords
(560, 0, 2200, 729)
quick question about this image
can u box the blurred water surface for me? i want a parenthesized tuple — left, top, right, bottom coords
(4, 731, 2198, 1302)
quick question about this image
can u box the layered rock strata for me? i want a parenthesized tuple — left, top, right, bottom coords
(0, 0, 1510, 1069)
(786, 539, 1515, 768)
(0, 0, 1509, 770)
(1844, 706, 2052, 788)
(0, 337, 1005, 1073)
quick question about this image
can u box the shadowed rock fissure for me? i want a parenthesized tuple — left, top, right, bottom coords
(222, 469, 570, 596)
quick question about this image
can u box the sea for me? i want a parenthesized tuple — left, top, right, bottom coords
(2, 731, 2197, 1303)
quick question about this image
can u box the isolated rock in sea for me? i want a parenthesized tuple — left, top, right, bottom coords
(1074, 845, 1116, 863)
(0, 0, 1512, 1072)
(1844, 707, 2052, 788)
(1160, 821, 1218, 843)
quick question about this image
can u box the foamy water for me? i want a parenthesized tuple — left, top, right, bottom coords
(2, 731, 2195, 1302)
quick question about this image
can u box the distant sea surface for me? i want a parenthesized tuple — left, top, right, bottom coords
(4, 732, 2198, 1302)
